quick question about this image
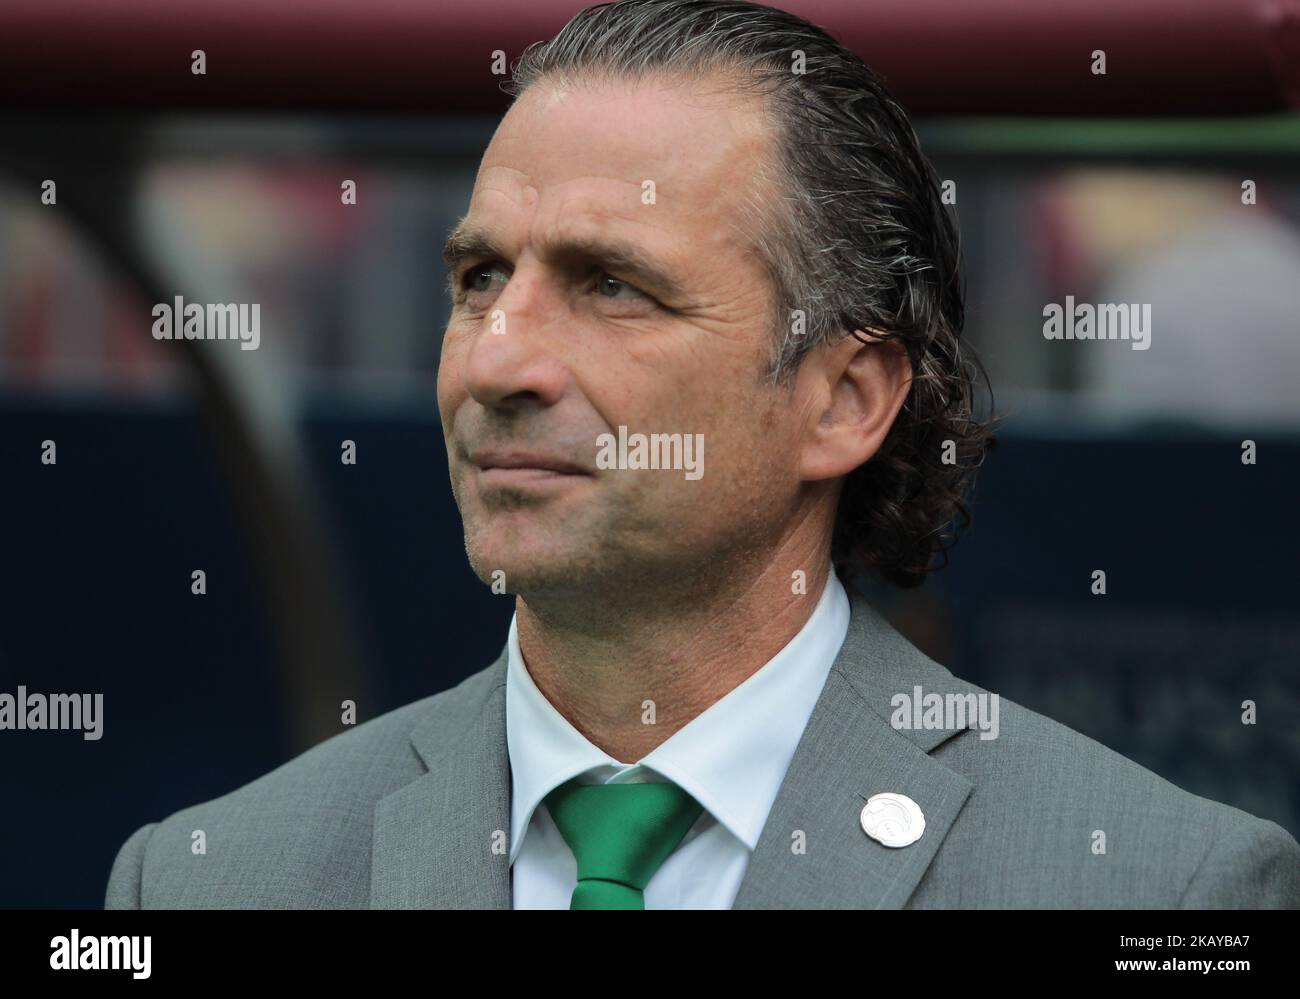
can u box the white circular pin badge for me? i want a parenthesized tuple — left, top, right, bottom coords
(859, 792, 925, 848)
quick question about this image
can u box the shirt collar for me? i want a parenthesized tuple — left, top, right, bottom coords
(505, 569, 850, 862)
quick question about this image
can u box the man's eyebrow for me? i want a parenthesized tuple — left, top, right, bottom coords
(442, 222, 502, 272)
(442, 222, 687, 300)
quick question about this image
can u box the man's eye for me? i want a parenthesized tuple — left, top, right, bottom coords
(595, 273, 647, 300)
(461, 263, 507, 298)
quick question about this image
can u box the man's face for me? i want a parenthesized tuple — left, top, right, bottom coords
(438, 74, 813, 599)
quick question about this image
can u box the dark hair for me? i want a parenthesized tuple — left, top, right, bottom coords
(506, 0, 997, 588)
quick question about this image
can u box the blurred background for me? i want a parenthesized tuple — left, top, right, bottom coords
(1, 0, 1298, 906)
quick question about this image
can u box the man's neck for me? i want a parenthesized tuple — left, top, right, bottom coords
(514, 551, 833, 762)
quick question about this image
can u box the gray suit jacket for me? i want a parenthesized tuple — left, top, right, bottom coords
(105, 589, 1300, 908)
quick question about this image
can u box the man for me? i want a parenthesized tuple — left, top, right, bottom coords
(106, 0, 1300, 909)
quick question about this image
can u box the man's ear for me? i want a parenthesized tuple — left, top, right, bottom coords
(797, 329, 912, 482)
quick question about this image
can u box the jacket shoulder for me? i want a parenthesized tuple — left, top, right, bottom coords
(925, 685, 1300, 907)
(104, 660, 505, 909)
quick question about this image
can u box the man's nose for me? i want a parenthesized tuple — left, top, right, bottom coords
(463, 266, 569, 410)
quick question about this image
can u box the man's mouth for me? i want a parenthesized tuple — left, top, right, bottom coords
(468, 448, 594, 487)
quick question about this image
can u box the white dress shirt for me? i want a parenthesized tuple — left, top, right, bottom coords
(506, 569, 851, 909)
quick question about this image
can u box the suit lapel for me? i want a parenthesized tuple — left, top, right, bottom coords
(370, 586, 982, 909)
(733, 590, 979, 909)
(370, 652, 512, 908)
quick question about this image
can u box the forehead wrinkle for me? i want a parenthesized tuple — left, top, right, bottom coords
(473, 163, 533, 198)
(443, 167, 540, 271)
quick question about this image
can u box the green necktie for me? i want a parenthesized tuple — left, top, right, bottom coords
(544, 777, 705, 910)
